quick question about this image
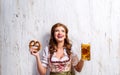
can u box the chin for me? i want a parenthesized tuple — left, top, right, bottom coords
(57, 40, 64, 42)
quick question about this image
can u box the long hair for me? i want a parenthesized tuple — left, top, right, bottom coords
(49, 23, 72, 56)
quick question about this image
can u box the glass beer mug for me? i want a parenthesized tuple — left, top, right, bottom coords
(81, 43, 91, 61)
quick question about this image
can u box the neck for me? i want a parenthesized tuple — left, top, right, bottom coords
(57, 41, 64, 49)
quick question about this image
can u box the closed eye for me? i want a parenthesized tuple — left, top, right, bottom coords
(55, 29, 59, 32)
(61, 30, 65, 32)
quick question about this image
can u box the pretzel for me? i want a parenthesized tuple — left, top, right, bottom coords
(29, 40, 41, 51)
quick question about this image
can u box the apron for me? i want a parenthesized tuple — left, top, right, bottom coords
(50, 71, 71, 75)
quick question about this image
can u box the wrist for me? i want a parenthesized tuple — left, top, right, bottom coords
(35, 54, 40, 59)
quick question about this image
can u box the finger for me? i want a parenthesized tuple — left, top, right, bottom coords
(29, 47, 37, 51)
(33, 50, 38, 53)
(31, 51, 38, 55)
(31, 46, 38, 50)
(31, 50, 38, 53)
(29, 49, 33, 54)
(30, 50, 33, 53)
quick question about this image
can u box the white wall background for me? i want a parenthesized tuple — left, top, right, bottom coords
(0, 0, 120, 75)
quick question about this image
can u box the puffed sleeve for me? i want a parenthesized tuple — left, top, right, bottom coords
(71, 46, 79, 67)
(40, 46, 49, 68)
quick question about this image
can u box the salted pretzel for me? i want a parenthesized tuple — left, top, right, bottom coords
(29, 40, 41, 51)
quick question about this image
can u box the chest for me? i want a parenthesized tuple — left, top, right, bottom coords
(48, 54, 72, 72)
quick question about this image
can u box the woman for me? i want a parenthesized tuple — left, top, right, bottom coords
(30, 23, 84, 75)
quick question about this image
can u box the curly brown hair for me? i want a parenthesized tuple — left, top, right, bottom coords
(49, 23, 72, 56)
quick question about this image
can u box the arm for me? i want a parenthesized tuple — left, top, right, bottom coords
(71, 47, 84, 72)
(35, 54, 46, 75)
(30, 47, 47, 75)
(74, 59, 84, 72)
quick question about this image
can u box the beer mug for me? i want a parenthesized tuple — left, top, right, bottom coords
(81, 43, 91, 61)
(29, 40, 41, 53)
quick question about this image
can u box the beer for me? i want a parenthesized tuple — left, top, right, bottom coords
(81, 43, 91, 61)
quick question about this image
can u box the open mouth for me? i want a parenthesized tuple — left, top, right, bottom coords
(57, 35, 64, 38)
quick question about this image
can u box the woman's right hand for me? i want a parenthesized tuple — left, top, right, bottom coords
(30, 46, 40, 57)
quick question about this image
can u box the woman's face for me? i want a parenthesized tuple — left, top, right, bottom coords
(54, 26, 66, 43)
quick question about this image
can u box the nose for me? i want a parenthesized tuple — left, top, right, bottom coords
(58, 31, 62, 34)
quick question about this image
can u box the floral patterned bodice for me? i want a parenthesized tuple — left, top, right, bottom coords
(40, 46, 79, 73)
(48, 54, 72, 72)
